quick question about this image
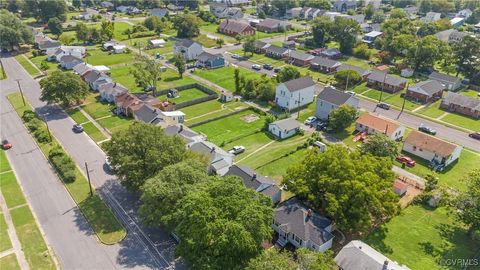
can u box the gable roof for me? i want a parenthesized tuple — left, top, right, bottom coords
(164, 125, 203, 144)
(367, 71, 406, 87)
(226, 165, 280, 198)
(337, 64, 371, 77)
(317, 86, 356, 106)
(189, 141, 232, 160)
(442, 92, 480, 111)
(335, 240, 410, 270)
(218, 19, 252, 34)
(258, 18, 290, 29)
(289, 50, 314, 61)
(405, 131, 459, 157)
(266, 45, 289, 55)
(282, 76, 315, 92)
(274, 198, 334, 246)
(60, 55, 83, 64)
(310, 56, 341, 68)
(320, 48, 341, 57)
(134, 104, 160, 124)
(99, 82, 128, 95)
(38, 40, 61, 50)
(271, 118, 301, 131)
(148, 8, 168, 17)
(429, 71, 461, 84)
(254, 40, 270, 49)
(408, 80, 444, 96)
(175, 39, 200, 48)
(197, 51, 223, 62)
(356, 113, 401, 136)
(83, 70, 104, 83)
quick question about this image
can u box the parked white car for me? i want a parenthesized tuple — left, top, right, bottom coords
(304, 116, 317, 126)
(228, 146, 245, 155)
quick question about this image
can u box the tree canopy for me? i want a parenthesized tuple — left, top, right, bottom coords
(334, 70, 361, 89)
(360, 133, 399, 160)
(284, 145, 399, 232)
(48, 17, 63, 37)
(332, 17, 360, 54)
(171, 53, 186, 78)
(104, 123, 187, 190)
(246, 248, 336, 270)
(37, 0, 67, 22)
(328, 104, 358, 131)
(166, 176, 274, 270)
(311, 16, 332, 47)
(452, 36, 480, 81)
(455, 169, 480, 239)
(131, 55, 163, 92)
(39, 71, 89, 107)
(0, 10, 33, 51)
(173, 13, 200, 38)
(276, 66, 301, 83)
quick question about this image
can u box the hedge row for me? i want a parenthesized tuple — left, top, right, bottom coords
(22, 110, 51, 144)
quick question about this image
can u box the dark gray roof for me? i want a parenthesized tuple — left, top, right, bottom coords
(442, 92, 480, 111)
(254, 40, 270, 49)
(317, 86, 355, 106)
(133, 104, 159, 123)
(289, 50, 314, 61)
(226, 165, 280, 197)
(258, 18, 290, 29)
(83, 70, 103, 83)
(148, 8, 167, 17)
(271, 118, 301, 131)
(189, 141, 232, 159)
(219, 19, 251, 33)
(39, 40, 61, 50)
(60, 55, 82, 64)
(408, 80, 444, 96)
(337, 64, 371, 77)
(164, 125, 201, 144)
(274, 198, 334, 246)
(310, 56, 341, 68)
(197, 51, 223, 62)
(175, 39, 199, 48)
(320, 48, 341, 57)
(266, 45, 289, 55)
(429, 71, 461, 84)
(283, 76, 315, 92)
(368, 71, 406, 86)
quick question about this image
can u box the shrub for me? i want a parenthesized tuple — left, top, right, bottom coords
(25, 118, 42, 132)
(34, 128, 51, 143)
(48, 147, 76, 182)
(131, 31, 155, 38)
(22, 110, 37, 122)
(353, 44, 373, 60)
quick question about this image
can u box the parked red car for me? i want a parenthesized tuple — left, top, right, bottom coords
(396, 155, 416, 167)
(469, 132, 480, 140)
(2, 139, 12, 150)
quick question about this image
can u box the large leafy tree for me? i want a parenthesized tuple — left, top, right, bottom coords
(37, 0, 67, 22)
(452, 36, 480, 79)
(0, 10, 33, 51)
(334, 70, 361, 89)
(171, 53, 186, 78)
(75, 22, 89, 44)
(360, 133, 399, 160)
(173, 13, 200, 38)
(406, 35, 444, 71)
(166, 176, 273, 270)
(332, 17, 360, 54)
(276, 66, 301, 83)
(246, 248, 336, 270)
(48, 17, 63, 38)
(140, 159, 208, 228)
(455, 169, 480, 240)
(39, 71, 89, 107)
(328, 104, 358, 131)
(131, 55, 163, 92)
(104, 123, 187, 190)
(284, 145, 399, 232)
(100, 20, 114, 41)
(310, 16, 332, 47)
(243, 36, 256, 56)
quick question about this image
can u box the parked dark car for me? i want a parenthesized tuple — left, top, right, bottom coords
(469, 132, 480, 140)
(316, 121, 327, 131)
(273, 68, 281, 73)
(2, 139, 12, 150)
(376, 102, 390, 110)
(418, 124, 437, 135)
(72, 124, 84, 133)
(263, 64, 273, 70)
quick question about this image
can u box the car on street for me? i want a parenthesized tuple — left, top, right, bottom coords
(376, 102, 390, 110)
(2, 139, 12, 150)
(346, 91, 356, 96)
(263, 64, 273, 70)
(304, 116, 317, 126)
(418, 124, 437, 135)
(72, 124, 84, 133)
(251, 64, 262, 70)
(231, 54, 241, 59)
(228, 146, 245, 155)
(316, 121, 328, 131)
(396, 155, 416, 167)
(469, 132, 480, 140)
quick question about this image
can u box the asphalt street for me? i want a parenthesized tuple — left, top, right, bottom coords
(1, 55, 184, 269)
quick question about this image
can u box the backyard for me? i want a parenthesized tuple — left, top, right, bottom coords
(157, 88, 209, 104)
(194, 66, 264, 92)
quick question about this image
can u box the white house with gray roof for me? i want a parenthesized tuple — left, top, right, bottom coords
(335, 240, 410, 270)
(173, 39, 203, 61)
(273, 198, 334, 252)
(315, 86, 359, 120)
(268, 118, 301, 139)
(189, 141, 233, 176)
(275, 77, 316, 111)
(164, 125, 205, 146)
(99, 82, 128, 103)
(428, 71, 462, 90)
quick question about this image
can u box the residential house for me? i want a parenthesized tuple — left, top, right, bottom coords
(220, 90, 234, 102)
(420, 12, 441, 23)
(475, 22, 480, 32)
(435, 29, 470, 43)
(320, 48, 342, 59)
(188, 141, 233, 176)
(73, 63, 93, 76)
(299, 7, 312, 20)
(83, 70, 112, 91)
(406, 80, 444, 103)
(440, 92, 480, 119)
(310, 57, 341, 73)
(333, 0, 356, 13)
(78, 12, 92, 20)
(218, 19, 255, 37)
(148, 39, 166, 48)
(99, 82, 128, 103)
(275, 77, 316, 111)
(362, 31, 382, 45)
(315, 86, 359, 120)
(210, 4, 243, 19)
(59, 55, 83, 70)
(133, 104, 162, 124)
(268, 118, 301, 139)
(167, 4, 184, 11)
(364, 0, 381, 8)
(173, 39, 203, 61)
(115, 93, 162, 117)
(366, 71, 407, 93)
(257, 18, 292, 33)
(450, 17, 465, 28)
(457, 8, 473, 18)
(196, 52, 225, 69)
(404, 6, 419, 19)
(273, 198, 334, 252)
(164, 124, 205, 146)
(393, 180, 408, 197)
(253, 40, 271, 53)
(226, 165, 281, 204)
(47, 46, 86, 62)
(345, 14, 365, 24)
(283, 40, 296, 49)
(360, 23, 373, 33)
(100, 1, 114, 9)
(337, 64, 371, 79)
(307, 8, 324, 20)
(355, 113, 405, 140)
(428, 71, 462, 90)
(401, 68, 414, 78)
(148, 8, 168, 18)
(103, 41, 126, 54)
(286, 7, 302, 19)
(287, 50, 314, 67)
(91, 76, 113, 92)
(212, 0, 250, 7)
(323, 11, 342, 21)
(157, 100, 176, 112)
(265, 45, 290, 59)
(403, 131, 463, 167)
(335, 240, 411, 270)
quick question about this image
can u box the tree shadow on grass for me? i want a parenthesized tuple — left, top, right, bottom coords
(362, 226, 394, 255)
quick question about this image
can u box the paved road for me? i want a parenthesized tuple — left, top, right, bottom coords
(1, 55, 184, 269)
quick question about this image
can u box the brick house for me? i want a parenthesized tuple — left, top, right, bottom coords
(287, 50, 314, 67)
(310, 57, 341, 73)
(265, 45, 290, 59)
(257, 18, 292, 33)
(440, 92, 480, 119)
(366, 72, 407, 93)
(218, 19, 255, 37)
(406, 80, 444, 103)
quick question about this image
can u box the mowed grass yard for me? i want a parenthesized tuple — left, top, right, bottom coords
(0, 254, 20, 270)
(14, 54, 40, 76)
(157, 88, 208, 104)
(364, 205, 479, 270)
(194, 66, 263, 93)
(85, 47, 135, 66)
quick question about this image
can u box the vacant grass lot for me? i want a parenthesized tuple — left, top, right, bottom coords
(0, 254, 20, 270)
(417, 100, 445, 118)
(158, 88, 208, 103)
(192, 109, 266, 145)
(0, 213, 12, 252)
(194, 66, 263, 92)
(364, 205, 478, 270)
(66, 107, 107, 142)
(97, 115, 132, 135)
(193, 34, 218, 48)
(113, 22, 133, 41)
(86, 47, 134, 66)
(28, 53, 58, 73)
(182, 99, 223, 118)
(0, 151, 11, 173)
(14, 55, 39, 76)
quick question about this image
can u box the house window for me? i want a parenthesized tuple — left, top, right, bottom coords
(419, 148, 423, 151)
(312, 244, 316, 250)
(413, 146, 417, 151)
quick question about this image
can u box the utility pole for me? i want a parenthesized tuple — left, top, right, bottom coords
(15, 79, 26, 106)
(374, 72, 387, 112)
(345, 72, 350, 91)
(398, 82, 408, 119)
(42, 114, 52, 141)
(85, 162, 93, 197)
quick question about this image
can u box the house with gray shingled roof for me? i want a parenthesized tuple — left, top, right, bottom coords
(406, 80, 444, 103)
(315, 86, 359, 120)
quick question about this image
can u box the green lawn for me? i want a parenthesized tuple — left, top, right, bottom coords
(14, 55, 39, 76)
(81, 99, 114, 120)
(97, 116, 132, 135)
(417, 100, 445, 118)
(0, 254, 20, 270)
(192, 109, 266, 145)
(296, 101, 316, 122)
(28, 53, 58, 73)
(256, 146, 309, 181)
(66, 108, 89, 124)
(193, 34, 218, 48)
(364, 205, 479, 270)
(85, 47, 134, 66)
(144, 39, 174, 57)
(441, 113, 480, 131)
(181, 99, 224, 118)
(113, 22, 133, 41)
(0, 172, 27, 209)
(157, 88, 208, 104)
(0, 150, 12, 173)
(460, 89, 479, 98)
(0, 66, 6, 80)
(82, 122, 108, 142)
(194, 66, 263, 92)
(340, 56, 372, 69)
(223, 131, 273, 160)
(0, 213, 12, 252)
